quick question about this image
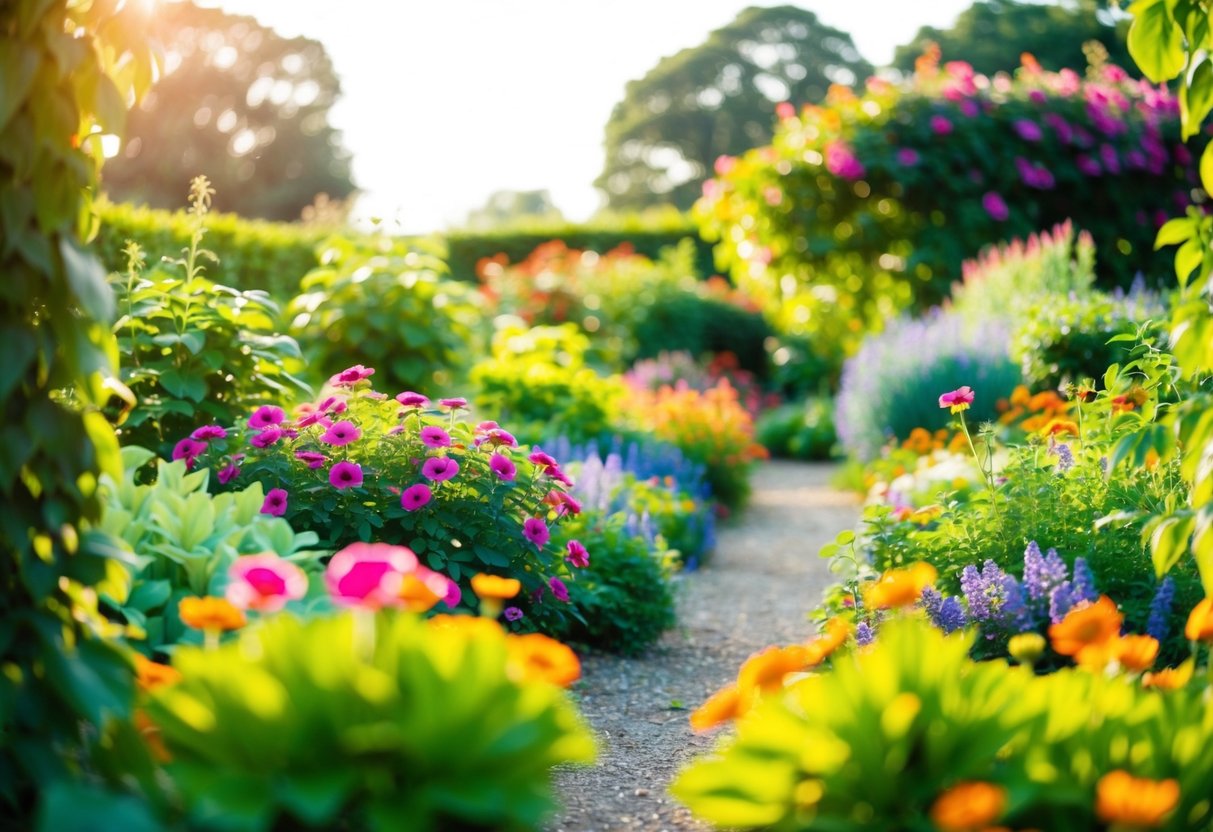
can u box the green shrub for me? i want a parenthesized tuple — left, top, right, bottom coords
(631, 288, 772, 379)
(144, 611, 595, 831)
(289, 236, 486, 394)
(756, 398, 838, 461)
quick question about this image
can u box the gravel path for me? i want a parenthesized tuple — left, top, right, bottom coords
(547, 461, 860, 831)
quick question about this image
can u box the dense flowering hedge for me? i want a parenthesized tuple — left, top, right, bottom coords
(696, 52, 1208, 365)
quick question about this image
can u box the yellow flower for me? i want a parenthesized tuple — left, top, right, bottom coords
(470, 573, 522, 600)
(1007, 633, 1046, 665)
(1095, 770, 1179, 828)
(504, 633, 581, 688)
(1142, 661, 1194, 691)
(178, 596, 245, 632)
(929, 781, 1007, 831)
(689, 684, 741, 732)
(866, 562, 938, 610)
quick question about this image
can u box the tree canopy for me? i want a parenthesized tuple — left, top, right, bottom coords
(596, 5, 873, 212)
(462, 189, 565, 231)
(101, 1, 355, 221)
(891, 0, 1134, 77)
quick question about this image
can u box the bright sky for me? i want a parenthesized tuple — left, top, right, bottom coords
(207, 1, 973, 232)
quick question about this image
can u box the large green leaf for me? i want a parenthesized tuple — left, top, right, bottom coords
(1128, 0, 1188, 82)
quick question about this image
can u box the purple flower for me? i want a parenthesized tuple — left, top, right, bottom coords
(1099, 143, 1121, 174)
(922, 587, 967, 634)
(1070, 557, 1098, 605)
(982, 191, 1009, 221)
(328, 364, 375, 386)
(1146, 576, 1175, 641)
(1023, 542, 1068, 604)
(420, 426, 452, 448)
(439, 397, 468, 410)
(855, 621, 875, 646)
(249, 428, 284, 449)
(1076, 154, 1102, 176)
(329, 461, 363, 490)
(523, 518, 550, 548)
(248, 406, 285, 429)
(503, 606, 523, 622)
(1013, 119, 1042, 141)
(489, 453, 516, 482)
(895, 147, 920, 166)
(930, 114, 953, 135)
(218, 463, 240, 484)
(320, 420, 361, 446)
(317, 396, 347, 414)
(824, 140, 865, 180)
(565, 540, 589, 568)
(395, 391, 429, 408)
(1015, 156, 1055, 189)
(549, 577, 569, 602)
(960, 560, 1018, 627)
(171, 438, 208, 469)
(1049, 441, 1075, 472)
(421, 456, 459, 482)
(191, 425, 227, 441)
(528, 450, 558, 469)
(400, 483, 432, 511)
(260, 488, 288, 517)
(295, 451, 327, 469)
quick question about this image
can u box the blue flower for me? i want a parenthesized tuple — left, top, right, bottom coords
(1146, 576, 1175, 641)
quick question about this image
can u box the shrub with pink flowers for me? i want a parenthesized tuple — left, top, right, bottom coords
(186, 367, 589, 616)
(697, 53, 1209, 367)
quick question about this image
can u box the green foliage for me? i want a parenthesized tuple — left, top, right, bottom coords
(94, 199, 327, 299)
(470, 325, 627, 446)
(756, 398, 837, 461)
(144, 611, 595, 831)
(111, 179, 311, 455)
(97, 447, 323, 653)
(529, 515, 677, 657)
(100, 1, 354, 221)
(0, 0, 157, 818)
(596, 5, 873, 211)
(461, 188, 565, 231)
(289, 236, 486, 394)
(891, 0, 1134, 77)
(673, 619, 1213, 830)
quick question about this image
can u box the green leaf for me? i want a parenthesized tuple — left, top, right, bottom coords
(1127, 0, 1187, 82)
(159, 368, 207, 402)
(0, 42, 38, 133)
(1155, 216, 1197, 248)
(1201, 142, 1213, 194)
(1182, 59, 1213, 138)
(60, 237, 115, 322)
(36, 781, 162, 832)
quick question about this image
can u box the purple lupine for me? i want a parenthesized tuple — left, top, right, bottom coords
(1049, 442, 1075, 473)
(1069, 557, 1098, 605)
(855, 621, 875, 646)
(1146, 576, 1175, 641)
(923, 587, 967, 634)
(960, 560, 1015, 624)
(1022, 542, 1069, 604)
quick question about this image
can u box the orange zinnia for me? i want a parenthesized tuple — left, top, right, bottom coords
(394, 573, 444, 613)
(689, 684, 742, 732)
(178, 596, 245, 632)
(470, 573, 522, 600)
(1114, 634, 1159, 673)
(812, 617, 851, 661)
(737, 645, 812, 703)
(1142, 661, 1194, 691)
(505, 633, 581, 687)
(1184, 598, 1213, 642)
(1042, 418, 1079, 437)
(866, 562, 937, 610)
(929, 781, 1007, 831)
(1048, 596, 1121, 658)
(133, 654, 181, 692)
(1095, 770, 1179, 828)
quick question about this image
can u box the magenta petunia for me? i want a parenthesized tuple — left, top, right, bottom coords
(475, 420, 500, 433)
(981, 191, 1009, 222)
(1013, 119, 1042, 141)
(248, 405, 285, 429)
(218, 463, 240, 484)
(895, 147, 920, 166)
(325, 541, 418, 609)
(929, 114, 953, 135)
(329, 460, 364, 490)
(171, 438, 208, 469)
(503, 606, 524, 622)
(320, 420, 362, 446)
(421, 456, 459, 482)
(226, 553, 308, 613)
(523, 517, 550, 548)
(295, 451, 327, 469)
(566, 540, 590, 568)
(439, 397, 468, 410)
(191, 425, 227, 441)
(554, 492, 582, 517)
(260, 487, 289, 516)
(249, 428, 284, 448)
(528, 450, 558, 469)
(400, 483, 432, 511)
(478, 428, 517, 448)
(420, 426, 452, 448)
(548, 466, 574, 488)
(328, 365, 375, 386)
(939, 386, 975, 413)
(549, 577, 569, 603)
(441, 578, 461, 608)
(489, 453, 517, 482)
(395, 391, 429, 408)
(296, 410, 332, 429)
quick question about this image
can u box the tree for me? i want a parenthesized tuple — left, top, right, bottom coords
(891, 0, 1134, 77)
(101, 0, 355, 221)
(596, 5, 873, 212)
(461, 189, 565, 231)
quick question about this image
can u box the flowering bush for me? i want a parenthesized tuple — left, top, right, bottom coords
(625, 350, 780, 420)
(697, 55, 1207, 364)
(186, 369, 588, 617)
(755, 396, 838, 461)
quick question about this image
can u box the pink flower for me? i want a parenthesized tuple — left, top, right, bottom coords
(489, 453, 516, 482)
(295, 451, 327, 469)
(329, 460, 364, 490)
(218, 463, 240, 484)
(325, 542, 419, 609)
(250, 428, 284, 448)
(395, 391, 429, 408)
(549, 577, 569, 603)
(775, 101, 795, 119)
(548, 466, 574, 488)
(504, 606, 523, 622)
(939, 386, 975, 413)
(318, 396, 347, 414)
(260, 487, 289, 516)
(896, 147, 920, 166)
(320, 420, 361, 446)
(523, 517, 550, 548)
(930, 114, 953, 135)
(297, 411, 333, 429)
(328, 365, 375, 386)
(248, 406, 285, 429)
(226, 553, 308, 613)
(566, 540, 589, 568)
(441, 579, 461, 608)
(478, 428, 517, 448)
(714, 155, 736, 176)
(421, 456, 459, 482)
(191, 425, 227, 441)
(1013, 119, 1042, 141)
(981, 191, 1009, 222)
(171, 438, 208, 469)
(475, 421, 500, 433)
(420, 426, 452, 448)
(528, 450, 558, 469)
(556, 492, 582, 516)
(439, 397, 468, 410)
(400, 483, 432, 511)
(824, 140, 865, 180)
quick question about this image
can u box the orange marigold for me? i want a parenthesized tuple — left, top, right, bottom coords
(1142, 661, 1194, 691)
(737, 645, 812, 703)
(1095, 770, 1179, 828)
(812, 617, 851, 661)
(1048, 596, 1121, 658)
(929, 781, 1008, 831)
(133, 654, 181, 692)
(178, 596, 245, 632)
(866, 562, 938, 609)
(1115, 634, 1159, 673)
(505, 633, 581, 687)
(689, 684, 742, 732)
(1184, 597, 1213, 642)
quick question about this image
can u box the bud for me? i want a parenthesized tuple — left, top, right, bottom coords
(1008, 632, 1046, 665)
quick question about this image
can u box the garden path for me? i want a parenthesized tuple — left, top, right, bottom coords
(547, 460, 860, 831)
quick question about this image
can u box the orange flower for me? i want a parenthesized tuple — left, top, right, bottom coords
(689, 684, 742, 732)
(1048, 596, 1121, 658)
(1142, 661, 1194, 691)
(178, 596, 245, 632)
(811, 617, 851, 661)
(133, 654, 181, 692)
(1114, 635, 1159, 673)
(910, 504, 944, 525)
(737, 645, 812, 703)
(1042, 418, 1079, 437)
(427, 613, 504, 639)
(1028, 391, 1066, 413)
(930, 781, 1008, 831)
(1184, 598, 1213, 642)
(1010, 385, 1031, 407)
(470, 573, 522, 600)
(1095, 770, 1179, 828)
(394, 573, 444, 613)
(505, 633, 580, 687)
(866, 562, 937, 609)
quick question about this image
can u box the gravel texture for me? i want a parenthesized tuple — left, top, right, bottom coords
(546, 461, 860, 831)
